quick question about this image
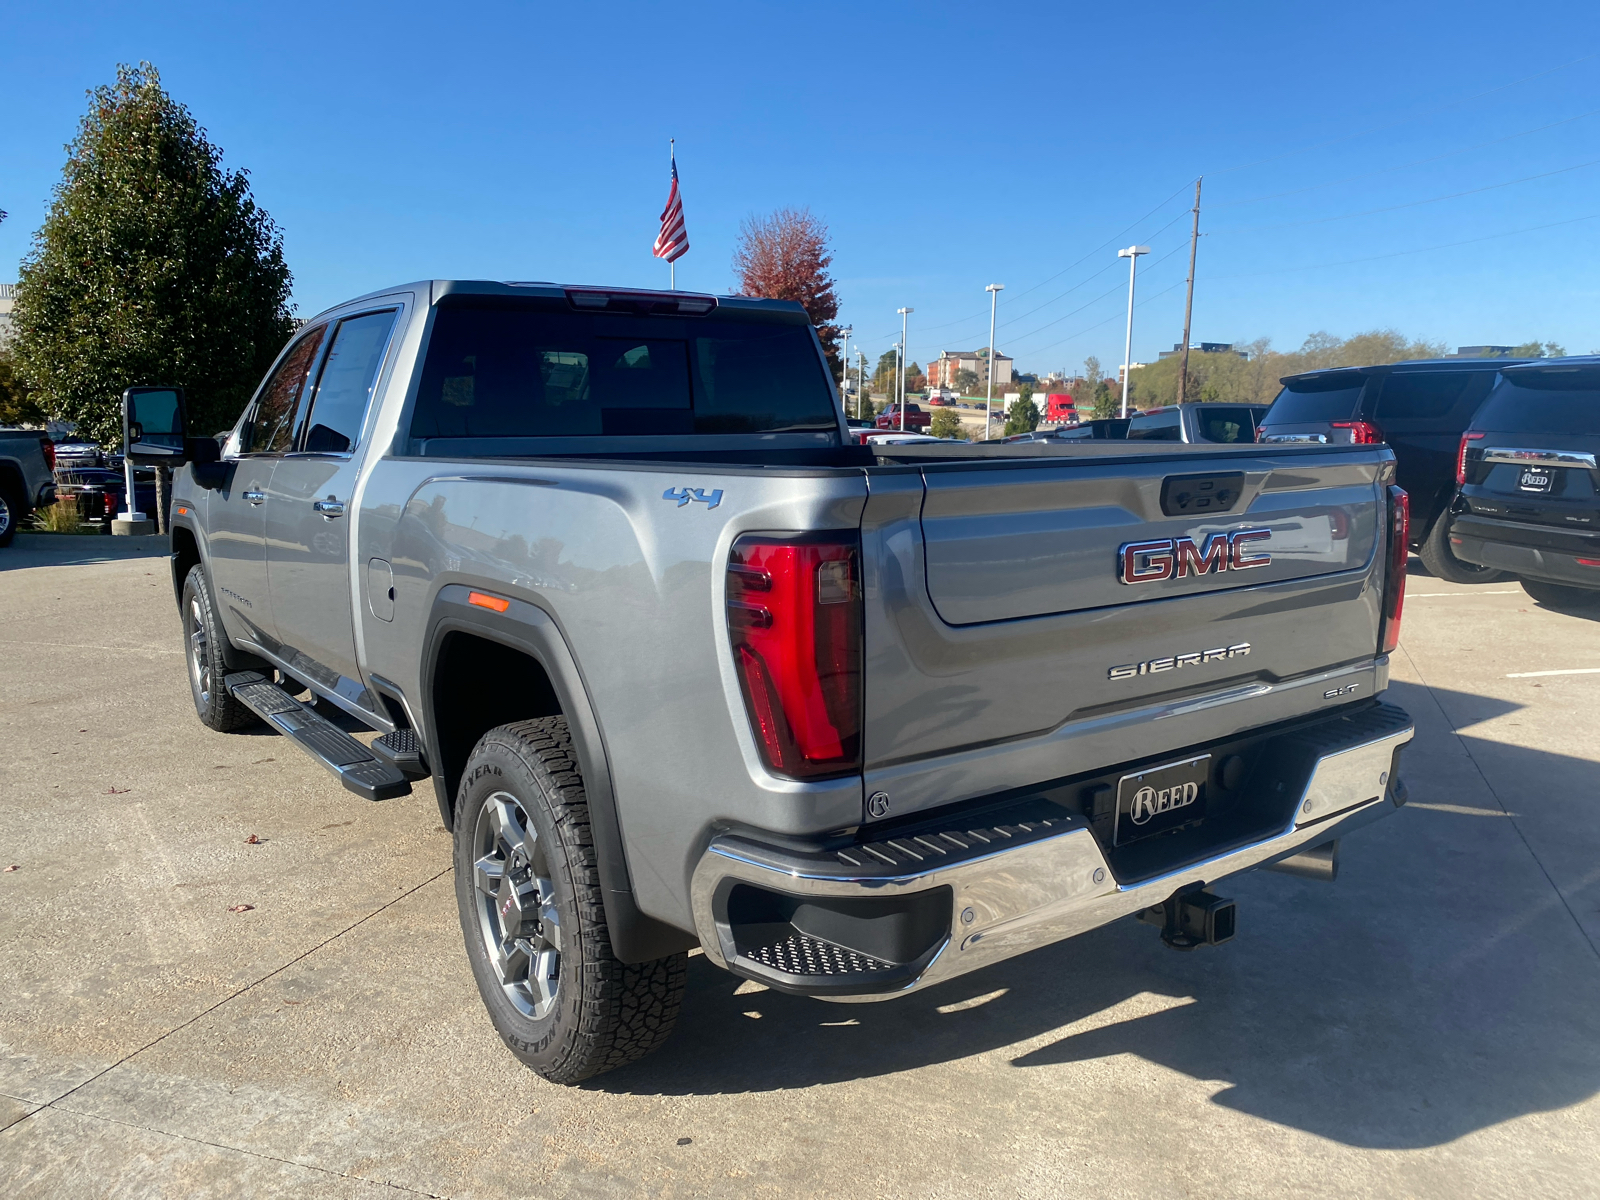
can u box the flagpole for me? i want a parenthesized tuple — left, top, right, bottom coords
(669, 139, 676, 290)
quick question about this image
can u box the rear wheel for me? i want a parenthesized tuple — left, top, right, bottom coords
(181, 565, 258, 731)
(1520, 578, 1600, 610)
(454, 717, 686, 1084)
(1418, 514, 1502, 584)
(0, 477, 22, 547)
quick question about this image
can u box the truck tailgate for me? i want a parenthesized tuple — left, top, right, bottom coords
(860, 447, 1391, 818)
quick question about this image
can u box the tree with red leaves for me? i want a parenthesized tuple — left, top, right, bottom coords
(732, 207, 842, 381)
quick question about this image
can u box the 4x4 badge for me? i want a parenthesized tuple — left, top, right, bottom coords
(663, 487, 723, 509)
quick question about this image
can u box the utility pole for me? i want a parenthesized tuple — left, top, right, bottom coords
(1117, 245, 1150, 419)
(984, 284, 1004, 440)
(1177, 178, 1203, 406)
(897, 307, 913, 431)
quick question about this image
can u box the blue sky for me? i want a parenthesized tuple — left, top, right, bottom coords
(4, 1, 1599, 377)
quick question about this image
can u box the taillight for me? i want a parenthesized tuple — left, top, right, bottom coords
(40, 437, 56, 472)
(1379, 485, 1409, 655)
(1456, 431, 1484, 485)
(727, 533, 862, 780)
(1331, 420, 1384, 444)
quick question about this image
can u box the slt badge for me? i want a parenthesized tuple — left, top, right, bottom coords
(663, 487, 724, 510)
(1118, 529, 1272, 584)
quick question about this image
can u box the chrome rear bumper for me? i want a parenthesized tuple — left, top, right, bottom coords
(690, 704, 1413, 1001)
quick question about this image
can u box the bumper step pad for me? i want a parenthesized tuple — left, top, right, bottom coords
(745, 934, 895, 977)
(224, 672, 411, 801)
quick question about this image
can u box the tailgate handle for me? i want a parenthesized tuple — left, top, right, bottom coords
(1160, 472, 1244, 517)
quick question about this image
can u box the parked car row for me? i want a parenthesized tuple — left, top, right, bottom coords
(1258, 354, 1600, 605)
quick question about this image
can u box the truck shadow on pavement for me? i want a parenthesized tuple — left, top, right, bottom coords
(600, 680, 1600, 1150)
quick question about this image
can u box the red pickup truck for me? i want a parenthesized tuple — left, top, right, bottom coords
(876, 402, 931, 431)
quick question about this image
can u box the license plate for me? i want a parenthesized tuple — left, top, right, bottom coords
(1519, 467, 1553, 492)
(1114, 754, 1210, 845)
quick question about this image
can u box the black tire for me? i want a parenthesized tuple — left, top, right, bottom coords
(1520, 577, 1600, 610)
(453, 717, 686, 1085)
(0, 476, 22, 547)
(180, 565, 259, 731)
(1417, 513, 1502, 584)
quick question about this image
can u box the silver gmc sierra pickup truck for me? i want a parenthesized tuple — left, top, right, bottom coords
(131, 280, 1414, 1084)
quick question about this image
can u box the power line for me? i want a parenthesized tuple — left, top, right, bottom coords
(1206, 212, 1600, 280)
(1209, 105, 1600, 210)
(1003, 243, 1190, 348)
(1025, 279, 1189, 359)
(1210, 157, 1600, 236)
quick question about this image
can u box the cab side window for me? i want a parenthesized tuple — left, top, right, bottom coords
(242, 327, 327, 454)
(1374, 373, 1469, 421)
(298, 310, 399, 454)
(1128, 410, 1182, 440)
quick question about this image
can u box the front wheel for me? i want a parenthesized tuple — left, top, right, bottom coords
(453, 717, 686, 1084)
(1417, 514, 1502, 584)
(1520, 577, 1600, 610)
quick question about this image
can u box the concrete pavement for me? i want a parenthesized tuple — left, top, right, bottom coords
(2, 539, 1598, 1198)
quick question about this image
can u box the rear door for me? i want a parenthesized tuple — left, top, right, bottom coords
(264, 307, 400, 706)
(1370, 370, 1492, 534)
(207, 325, 327, 647)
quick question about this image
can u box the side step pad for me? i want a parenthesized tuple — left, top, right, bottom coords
(371, 729, 429, 779)
(225, 672, 412, 801)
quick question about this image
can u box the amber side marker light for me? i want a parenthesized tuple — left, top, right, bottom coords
(468, 591, 510, 613)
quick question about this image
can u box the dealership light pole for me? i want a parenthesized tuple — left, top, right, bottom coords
(984, 283, 1004, 440)
(839, 323, 852, 408)
(897, 307, 913, 431)
(857, 349, 867, 420)
(1117, 245, 1150, 419)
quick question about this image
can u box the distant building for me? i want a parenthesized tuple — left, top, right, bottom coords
(1451, 345, 1516, 358)
(931, 347, 1013, 392)
(1156, 341, 1248, 360)
(0, 284, 16, 347)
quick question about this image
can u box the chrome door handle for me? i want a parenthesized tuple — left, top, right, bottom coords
(313, 498, 346, 518)
(243, 489, 267, 504)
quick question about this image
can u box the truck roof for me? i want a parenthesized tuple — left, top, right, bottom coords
(302, 280, 810, 324)
(1279, 356, 1535, 388)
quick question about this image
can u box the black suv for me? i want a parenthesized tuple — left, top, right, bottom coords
(1451, 357, 1600, 608)
(1257, 358, 1528, 582)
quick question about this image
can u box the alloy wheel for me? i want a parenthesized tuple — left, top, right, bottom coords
(187, 597, 211, 706)
(472, 791, 562, 1019)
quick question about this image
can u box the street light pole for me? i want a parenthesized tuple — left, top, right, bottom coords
(839, 323, 852, 411)
(857, 349, 867, 420)
(984, 283, 1004, 440)
(897, 307, 913, 431)
(1117, 245, 1150, 419)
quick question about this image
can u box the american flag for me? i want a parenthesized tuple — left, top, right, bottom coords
(653, 147, 689, 264)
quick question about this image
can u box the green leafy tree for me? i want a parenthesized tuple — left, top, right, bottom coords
(1004, 387, 1040, 436)
(929, 407, 964, 439)
(1507, 341, 1566, 358)
(11, 63, 294, 445)
(873, 348, 900, 393)
(955, 368, 980, 396)
(0, 351, 48, 426)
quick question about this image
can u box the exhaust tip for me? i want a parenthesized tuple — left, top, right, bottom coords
(1263, 839, 1340, 883)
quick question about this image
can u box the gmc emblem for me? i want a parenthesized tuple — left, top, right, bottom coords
(1118, 529, 1272, 584)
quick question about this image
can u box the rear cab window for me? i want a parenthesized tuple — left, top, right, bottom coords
(410, 302, 836, 444)
(1127, 410, 1182, 440)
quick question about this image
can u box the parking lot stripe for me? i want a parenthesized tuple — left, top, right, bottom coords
(1506, 668, 1600, 678)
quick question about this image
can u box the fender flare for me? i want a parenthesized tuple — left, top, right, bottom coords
(420, 584, 695, 963)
